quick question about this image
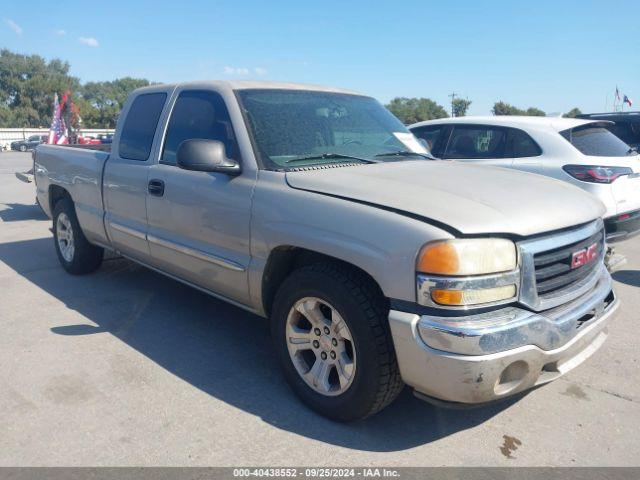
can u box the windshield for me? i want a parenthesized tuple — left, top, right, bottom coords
(560, 124, 633, 157)
(237, 89, 429, 169)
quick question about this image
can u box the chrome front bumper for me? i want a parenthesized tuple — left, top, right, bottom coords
(389, 266, 619, 404)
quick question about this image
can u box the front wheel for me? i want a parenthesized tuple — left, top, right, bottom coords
(53, 197, 104, 274)
(19, 145, 27, 152)
(271, 263, 404, 421)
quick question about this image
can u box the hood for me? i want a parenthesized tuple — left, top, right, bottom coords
(285, 161, 605, 237)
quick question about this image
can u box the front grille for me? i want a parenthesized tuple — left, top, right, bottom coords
(533, 230, 604, 297)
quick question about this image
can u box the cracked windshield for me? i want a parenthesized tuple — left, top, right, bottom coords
(238, 89, 430, 169)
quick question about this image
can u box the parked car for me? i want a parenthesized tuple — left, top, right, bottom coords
(76, 135, 102, 145)
(576, 111, 640, 149)
(410, 116, 640, 242)
(34, 81, 618, 420)
(97, 133, 114, 144)
(11, 134, 47, 152)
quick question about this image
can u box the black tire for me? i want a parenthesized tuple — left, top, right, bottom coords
(271, 262, 404, 422)
(19, 145, 27, 152)
(52, 197, 104, 274)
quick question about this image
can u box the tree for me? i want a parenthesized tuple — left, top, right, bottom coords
(0, 104, 14, 126)
(0, 49, 152, 128)
(563, 107, 582, 118)
(452, 98, 472, 117)
(492, 101, 524, 116)
(78, 77, 151, 128)
(0, 49, 80, 127)
(525, 107, 546, 117)
(386, 97, 448, 124)
(492, 101, 545, 116)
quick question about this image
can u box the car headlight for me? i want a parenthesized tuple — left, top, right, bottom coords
(416, 239, 519, 308)
(417, 238, 516, 275)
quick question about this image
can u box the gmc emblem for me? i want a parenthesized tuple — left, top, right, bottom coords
(571, 243, 598, 269)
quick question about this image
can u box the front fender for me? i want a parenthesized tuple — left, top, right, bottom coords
(247, 172, 453, 312)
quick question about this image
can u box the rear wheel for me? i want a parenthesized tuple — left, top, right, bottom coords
(19, 145, 27, 152)
(53, 197, 103, 274)
(271, 262, 403, 421)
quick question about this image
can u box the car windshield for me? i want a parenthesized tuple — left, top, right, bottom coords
(237, 89, 430, 170)
(560, 124, 633, 157)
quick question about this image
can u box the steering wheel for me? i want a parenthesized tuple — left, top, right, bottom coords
(342, 139, 363, 146)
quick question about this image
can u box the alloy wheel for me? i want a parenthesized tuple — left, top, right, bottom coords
(285, 297, 357, 396)
(56, 213, 75, 262)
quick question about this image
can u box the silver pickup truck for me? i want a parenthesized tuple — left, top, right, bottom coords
(34, 81, 619, 421)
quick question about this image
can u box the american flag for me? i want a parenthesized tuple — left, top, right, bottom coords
(48, 93, 68, 145)
(624, 95, 633, 107)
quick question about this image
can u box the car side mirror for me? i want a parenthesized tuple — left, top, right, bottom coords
(176, 139, 241, 175)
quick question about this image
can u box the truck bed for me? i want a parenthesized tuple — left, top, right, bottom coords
(34, 144, 110, 246)
(66, 143, 111, 152)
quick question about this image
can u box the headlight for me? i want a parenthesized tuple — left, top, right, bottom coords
(417, 238, 516, 275)
(416, 239, 519, 308)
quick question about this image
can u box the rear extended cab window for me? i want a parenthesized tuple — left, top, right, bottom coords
(560, 124, 633, 157)
(119, 93, 167, 161)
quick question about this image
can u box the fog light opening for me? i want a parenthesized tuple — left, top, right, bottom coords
(495, 361, 529, 395)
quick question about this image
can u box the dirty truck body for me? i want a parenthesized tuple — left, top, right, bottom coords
(34, 81, 619, 421)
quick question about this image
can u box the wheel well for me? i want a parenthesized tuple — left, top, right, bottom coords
(49, 185, 71, 213)
(261, 246, 385, 317)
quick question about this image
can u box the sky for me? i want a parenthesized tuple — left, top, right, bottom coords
(1, 0, 638, 115)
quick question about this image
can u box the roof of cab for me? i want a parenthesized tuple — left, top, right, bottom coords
(133, 80, 363, 96)
(409, 115, 607, 132)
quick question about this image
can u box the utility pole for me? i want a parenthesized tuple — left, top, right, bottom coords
(448, 92, 457, 116)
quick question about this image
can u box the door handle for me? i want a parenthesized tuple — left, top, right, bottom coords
(148, 179, 165, 197)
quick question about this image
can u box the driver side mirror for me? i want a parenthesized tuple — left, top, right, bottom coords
(176, 139, 241, 175)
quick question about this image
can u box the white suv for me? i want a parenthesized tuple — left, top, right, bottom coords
(410, 116, 640, 242)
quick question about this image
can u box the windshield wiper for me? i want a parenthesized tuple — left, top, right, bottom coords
(375, 150, 438, 160)
(627, 147, 638, 155)
(285, 153, 379, 164)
